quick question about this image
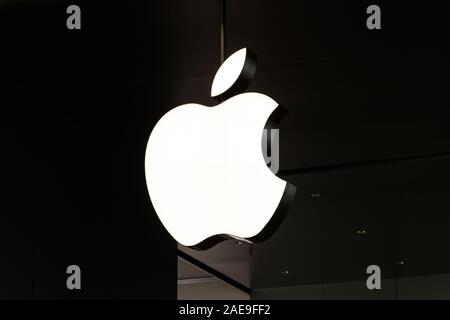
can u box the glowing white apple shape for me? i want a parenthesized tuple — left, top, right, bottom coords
(145, 48, 295, 249)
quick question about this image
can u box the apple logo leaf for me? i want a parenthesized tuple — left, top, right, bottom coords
(211, 48, 257, 101)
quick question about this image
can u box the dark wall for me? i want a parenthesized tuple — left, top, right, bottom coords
(227, 0, 450, 170)
(231, 0, 450, 299)
(0, 1, 176, 299)
(178, 0, 450, 300)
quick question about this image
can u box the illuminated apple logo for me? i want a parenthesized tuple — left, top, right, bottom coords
(145, 48, 296, 249)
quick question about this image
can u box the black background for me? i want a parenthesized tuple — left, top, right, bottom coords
(1, 0, 450, 299)
(1, 1, 176, 299)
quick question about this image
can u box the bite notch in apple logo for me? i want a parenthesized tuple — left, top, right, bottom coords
(145, 48, 296, 250)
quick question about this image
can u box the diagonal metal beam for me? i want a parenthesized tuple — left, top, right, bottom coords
(177, 249, 251, 295)
(278, 152, 450, 176)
